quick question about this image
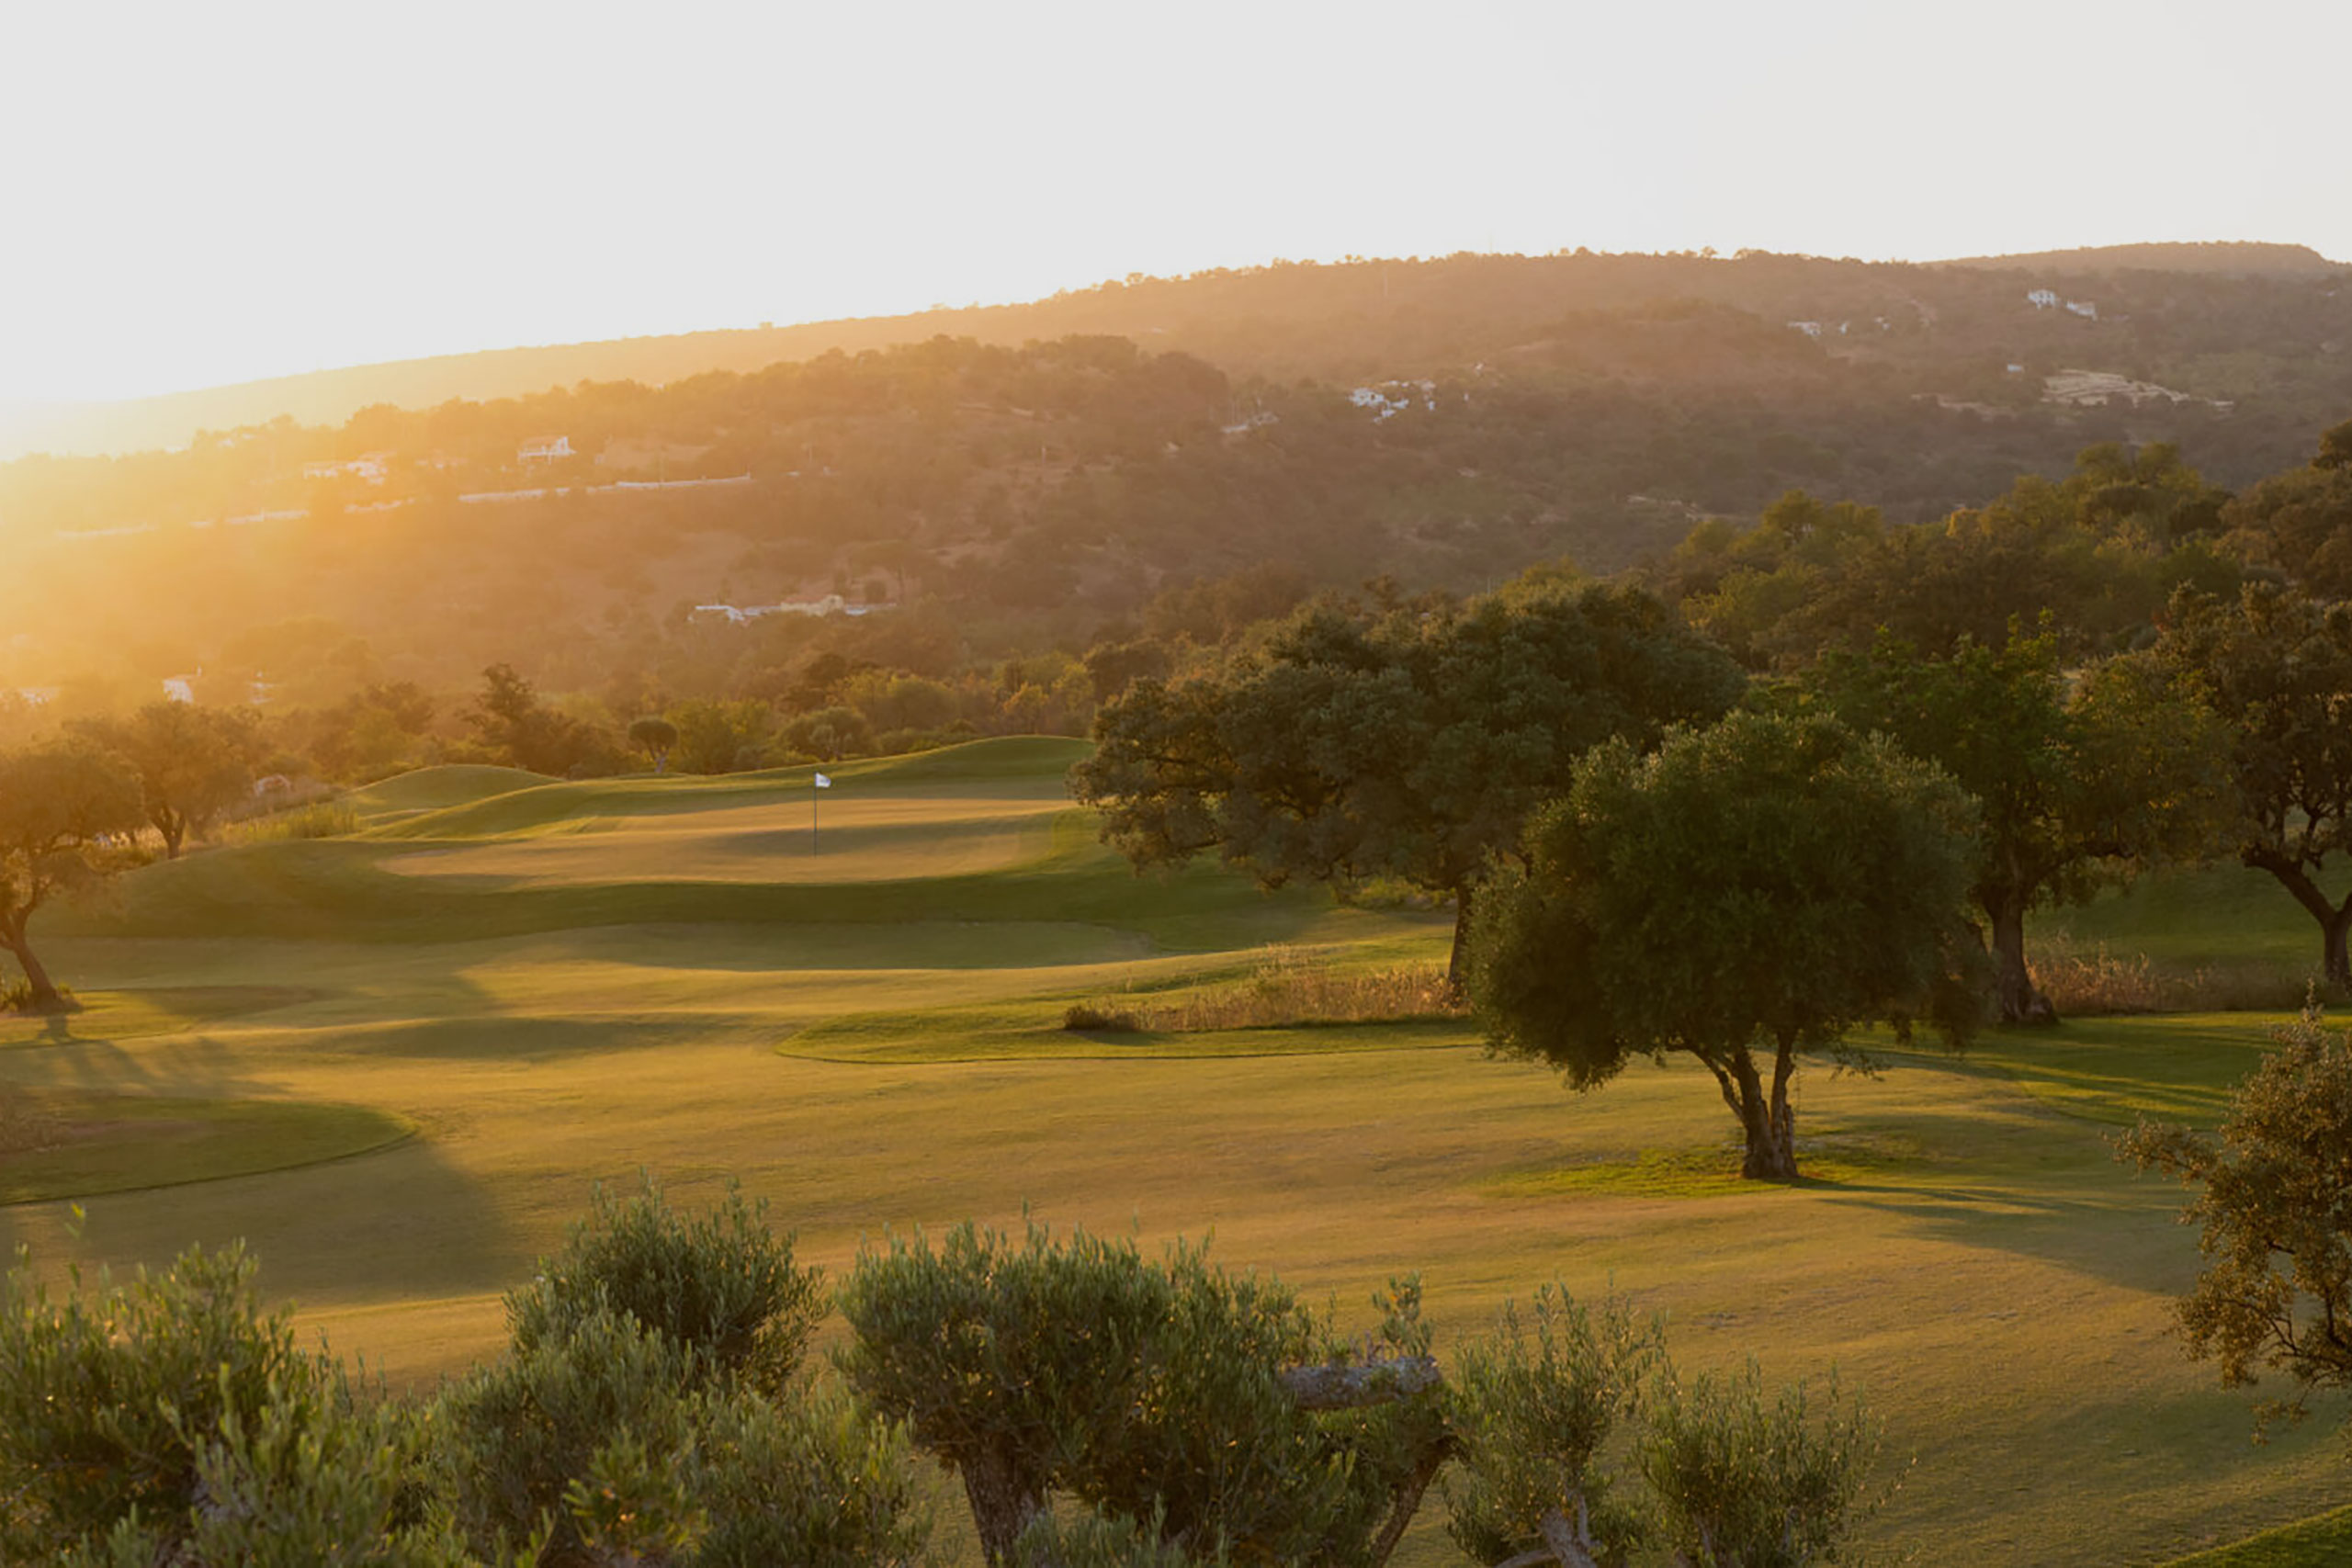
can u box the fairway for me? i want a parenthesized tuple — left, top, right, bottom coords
(4, 738, 2346, 1565)
(380, 789, 1064, 886)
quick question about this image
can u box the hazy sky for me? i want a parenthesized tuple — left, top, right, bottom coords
(4, 0, 2344, 404)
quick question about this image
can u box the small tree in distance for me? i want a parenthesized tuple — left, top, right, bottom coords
(628, 715, 679, 773)
(0, 743, 145, 1011)
(1467, 710, 1983, 1180)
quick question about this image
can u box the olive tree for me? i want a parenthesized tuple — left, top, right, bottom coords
(1467, 710, 1982, 1180)
(2120, 1010, 2352, 1436)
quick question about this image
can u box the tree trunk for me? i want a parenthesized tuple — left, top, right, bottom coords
(1985, 890, 2056, 1024)
(956, 1445, 1046, 1568)
(1446, 881, 1475, 995)
(1727, 1044, 1800, 1180)
(2244, 846, 2352, 990)
(0, 923, 68, 1012)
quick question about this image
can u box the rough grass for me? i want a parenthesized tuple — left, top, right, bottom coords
(1069, 945, 1461, 1033)
(8, 741, 2352, 1565)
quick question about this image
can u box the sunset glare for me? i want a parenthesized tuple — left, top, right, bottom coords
(4, 0, 2344, 406)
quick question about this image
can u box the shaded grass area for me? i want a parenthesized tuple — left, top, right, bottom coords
(0, 1091, 411, 1205)
(1957, 1013, 2295, 1129)
(0, 987, 319, 1050)
(2160, 1507, 2352, 1567)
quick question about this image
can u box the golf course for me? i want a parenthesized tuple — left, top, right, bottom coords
(3, 735, 2346, 1564)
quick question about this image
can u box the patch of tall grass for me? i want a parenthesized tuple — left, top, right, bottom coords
(2030, 939, 2320, 1016)
(1067, 946, 1463, 1033)
(228, 800, 360, 843)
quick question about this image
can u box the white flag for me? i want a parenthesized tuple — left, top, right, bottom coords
(813, 773, 832, 788)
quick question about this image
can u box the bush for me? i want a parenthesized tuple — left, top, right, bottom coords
(1063, 1002, 1143, 1032)
(507, 1176, 826, 1397)
(1442, 1286, 1660, 1565)
(0, 1240, 359, 1562)
(438, 1305, 702, 1565)
(1641, 1359, 1882, 1568)
(837, 1222, 1440, 1567)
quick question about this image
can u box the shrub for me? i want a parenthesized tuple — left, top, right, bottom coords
(0, 1239, 356, 1562)
(1442, 1286, 1660, 1566)
(437, 1305, 702, 1565)
(837, 1222, 1442, 1567)
(507, 1176, 826, 1398)
(1063, 1002, 1143, 1032)
(1641, 1359, 1881, 1568)
(691, 1386, 932, 1568)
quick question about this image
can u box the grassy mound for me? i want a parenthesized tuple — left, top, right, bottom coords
(2160, 1507, 2352, 1566)
(345, 764, 552, 825)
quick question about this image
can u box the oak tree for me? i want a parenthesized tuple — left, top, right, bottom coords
(1074, 580, 1745, 984)
(1466, 711, 1980, 1180)
(1810, 630, 2227, 1021)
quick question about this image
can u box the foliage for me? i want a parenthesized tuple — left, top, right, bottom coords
(782, 704, 874, 761)
(0, 1237, 375, 1563)
(466, 664, 619, 777)
(1442, 1286, 1660, 1566)
(1466, 710, 1982, 1179)
(506, 1176, 826, 1398)
(2120, 1011, 2352, 1437)
(628, 715, 679, 773)
(70, 701, 264, 859)
(1076, 576, 1745, 981)
(1014, 1506, 1231, 1568)
(436, 1303, 703, 1564)
(1640, 1359, 1882, 1568)
(1808, 628, 2228, 1021)
(664, 700, 771, 774)
(0, 741, 145, 1010)
(836, 1221, 1441, 1566)
(2155, 584, 2352, 986)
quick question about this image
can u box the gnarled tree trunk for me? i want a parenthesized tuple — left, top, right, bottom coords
(0, 918, 68, 1012)
(2245, 845, 2352, 989)
(1716, 1043, 1800, 1180)
(956, 1445, 1047, 1568)
(1984, 889, 2057, 1024)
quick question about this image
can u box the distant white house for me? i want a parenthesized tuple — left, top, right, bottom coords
(2065, 299, 2099, 321)
(162, 674, 197, 704)
(517, 435, 574, 465)
(1786, 321, 1824, 338)
(690, 594, 887, 626)
(300, 454, 389, 484)
(2027, 288, 2060, 310)
(1349, 380, 1439, 420)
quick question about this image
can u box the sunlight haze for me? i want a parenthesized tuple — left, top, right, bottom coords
(2, 0, 2343, 405)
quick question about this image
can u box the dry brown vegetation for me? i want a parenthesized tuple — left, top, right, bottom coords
(1069, 946, 1463, 1034)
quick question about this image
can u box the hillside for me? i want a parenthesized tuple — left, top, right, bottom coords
(9, 246, 2348, 460)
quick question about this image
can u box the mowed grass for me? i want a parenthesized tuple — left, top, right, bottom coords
(6, 738, 2349, 1565)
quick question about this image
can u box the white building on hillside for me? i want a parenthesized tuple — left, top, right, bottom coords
(517, 435, 573, 465)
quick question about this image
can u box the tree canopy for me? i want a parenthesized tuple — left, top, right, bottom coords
(1073, 578, 1746, 981)
(1465, 710, 1981, 1179)
(2121, 1012, 2352, 1438)
(0, 743, 144, 1010)
(71, 701, 262, 860)
(1808, 629, 2227, 1021)
(2156, 583, 2352, 986)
